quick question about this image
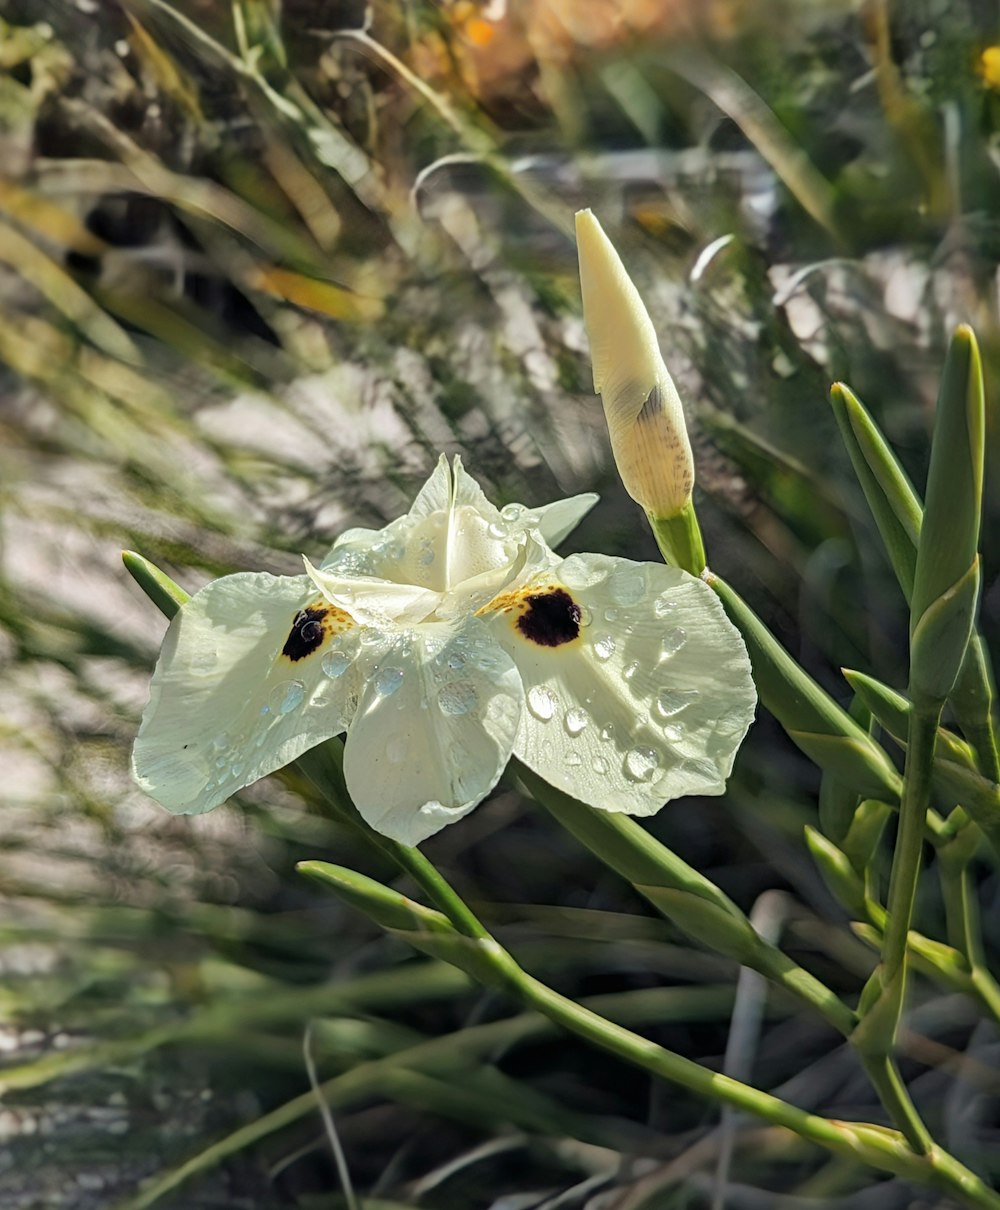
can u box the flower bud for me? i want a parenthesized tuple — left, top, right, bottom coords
(575, 209, 695, 519)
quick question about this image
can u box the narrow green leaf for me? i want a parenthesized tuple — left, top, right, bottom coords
(122, 550, 190, 619)
(829, 381, 921, 598)
(709, 575, 901, 801)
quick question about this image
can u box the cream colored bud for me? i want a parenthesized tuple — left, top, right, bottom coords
(575, 209, 695, 518)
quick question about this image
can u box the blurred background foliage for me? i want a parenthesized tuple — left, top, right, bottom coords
(0, 0, 999, 1206)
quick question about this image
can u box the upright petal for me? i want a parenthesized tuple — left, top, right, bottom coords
(480, 553, 756, 816)
(530, 493, 599, 547)
(342, 618, 523, 846)
(132, 572, 362, 815)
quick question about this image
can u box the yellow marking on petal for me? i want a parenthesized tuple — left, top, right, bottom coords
(280, 601, 355, 663)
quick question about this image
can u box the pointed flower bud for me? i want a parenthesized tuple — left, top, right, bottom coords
(575, 209, 695, 521)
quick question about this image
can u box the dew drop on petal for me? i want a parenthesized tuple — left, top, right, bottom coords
(215, 756, 227, 769)
(438, 681, 479, 716)
(487, 520, 509, 539)
(270, 679, 305, 715)
(663, 723, 685, 742)
(527, 685, 557, 721)
(322, 650, 352, 680)
(604, 607, 619, 622)
(660, 627, 687, 658)
(654, 595, 677, 618)
(611, 568, 646, 605)
(564, 707, 589, 736)
(500, 503, 524, 521)
(230, 761, 245, 778)
(594, 635, 616, 661)
(592, 755, 608, 774)
(578, 605, 593, 627)
(374, 666, 404, 697)
(565, 752, 583, 767)
(623, 661, 640, 681)
(600, 723, 615, 742)
(448, 652, 466, 670)
(656, 689, 700, 717)
(212, 733, 231, 753)
(624, 746, 658, 782)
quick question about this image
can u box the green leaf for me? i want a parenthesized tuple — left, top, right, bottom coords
(910, 327, 985, 708)
(829, 381, 921, 598)
(122, 550, 190, 619)
(710, 575, 901, 801)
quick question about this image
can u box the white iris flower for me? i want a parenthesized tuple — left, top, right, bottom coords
(132, 457, 756, 846)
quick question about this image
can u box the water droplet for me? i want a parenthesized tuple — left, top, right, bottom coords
(654, 595, 676, 618)
(230, 761, 245, 778)
(592, 755, 608, 774)
(322, 650, 352, 680)
(500, 503, 524, 521)
(254, 732, 267, 749)
(600, 723, 615, 742)
(660, 627, 687, 658)
(215, 756, 227, 770)
(565, 752, 583, 767)
(655, 689, 700, 717)
(578, 605, 593, 627)
(439, 682, 478, 716)
(374, 666, 404, 697)
(564, 707, 589, 736)
(663, 723, 684, 741)
(623, 661, 640, 681)
(604, 607, 619, 622)
(594, 635, 616, 661)
(487, 520, 509, 539)
(527, 685, 557, 721)
(418, 546, 435, 567)
(259, 704, 271, 716)
(269, 679, 305, 715)
(624, 746, 658, 782)
(359, 627, 383, 646)
(212, 733, 231, 752)
(611, 568, 646, 605)
(447, 652, 466, 670)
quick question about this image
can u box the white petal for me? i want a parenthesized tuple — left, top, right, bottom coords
(530, 493, 599, 547)
(132, 572, 362, 814)
(303, 556, 440, 626)
(480, 553, 756, 815)
(342, 619, 523, 846)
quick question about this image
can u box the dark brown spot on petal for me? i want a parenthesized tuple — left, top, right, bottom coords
(282, 605, 330, 661)
(516, 588, 581, 648)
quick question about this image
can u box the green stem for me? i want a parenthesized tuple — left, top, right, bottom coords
(853, 707, 940, 1153)
(883, 708, 940, 1005)
(648, 501, 706, 576)
(375, 844, 1000, 1209)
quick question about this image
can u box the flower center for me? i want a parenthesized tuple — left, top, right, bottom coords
(516, 588, 582, 647)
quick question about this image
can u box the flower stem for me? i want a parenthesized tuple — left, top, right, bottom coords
(368, 842, 1000, 1209)
(883, 706, 940, 1028)
(852, 705, 940, 1153)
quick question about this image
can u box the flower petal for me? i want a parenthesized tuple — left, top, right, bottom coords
(530, 493, 599, 547)
(480, 553, 756, 815)
(342, 618, 523, 846)
(132, 572, 361, 814)
(303, 557, 441, 626)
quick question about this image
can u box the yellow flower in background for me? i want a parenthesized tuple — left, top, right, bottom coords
(979, 45, 1000, 90)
